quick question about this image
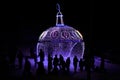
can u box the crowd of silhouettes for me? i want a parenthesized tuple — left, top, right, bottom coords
(35, 49, 105, 75)
(0, 47, 106, 80)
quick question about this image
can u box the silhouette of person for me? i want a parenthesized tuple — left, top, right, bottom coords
(39, 49, 45, 62)
(9, 46, 17, 68)
(84, 53, 91, 80)
(30, 47, 37, 66)
(61, 59, 66, 73)
(79, 58, 84, 72)
(53, 54, 59, 74)
(17, 49, 23, 69)
(23, 57, 31, 79)
(53, 55, 59, 68)
(48, 54, 53, 73)
(73, 55, 78, 73)
(59, 54, 64, 70)
(100, 54, 105, 71)
(66, 57, 70, 72)
(87, 59, 91, 80)
(36, 61, 45, 76)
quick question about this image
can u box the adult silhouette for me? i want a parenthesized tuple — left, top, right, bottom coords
(30, 47, 37, 66)
(66, 57, 70, 72)
(59, 54, 64, 70)
(39, 49, 45, 62)
(100, 54, 105, 71)
(53, 54, 59, 75)
(23, 57, 32, 79)
(73, 55, 78, 73)
(48, 54, 53, 73)
(36, 61, 45, 76)
(79, 58, 84, 72)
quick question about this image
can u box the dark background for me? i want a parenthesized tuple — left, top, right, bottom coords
(0, 0, 119, 63)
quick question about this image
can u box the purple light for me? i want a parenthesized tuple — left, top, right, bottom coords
(36, 4, 85, 61)
(50, 30, 59, 38)
(36, 26, 85, 59)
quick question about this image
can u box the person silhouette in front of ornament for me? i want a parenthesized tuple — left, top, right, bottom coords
(39, 49, 45, 62)
(48, 54, 53, 73)
(53, 54, 59, 75)
(79, 58, 84, 72)
(73, 55, 78, 73)
(66, 57, 71, 73)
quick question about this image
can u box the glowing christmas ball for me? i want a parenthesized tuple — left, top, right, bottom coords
(36, 4, 85, 59)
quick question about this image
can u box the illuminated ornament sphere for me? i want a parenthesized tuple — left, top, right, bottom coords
(36, 4, 85, 58)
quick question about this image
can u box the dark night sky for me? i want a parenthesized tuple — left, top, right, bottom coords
(0, 1, 120, 61)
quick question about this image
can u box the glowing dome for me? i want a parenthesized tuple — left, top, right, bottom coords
(39, 26, 83, 42)
(36, 4, 85, 58)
